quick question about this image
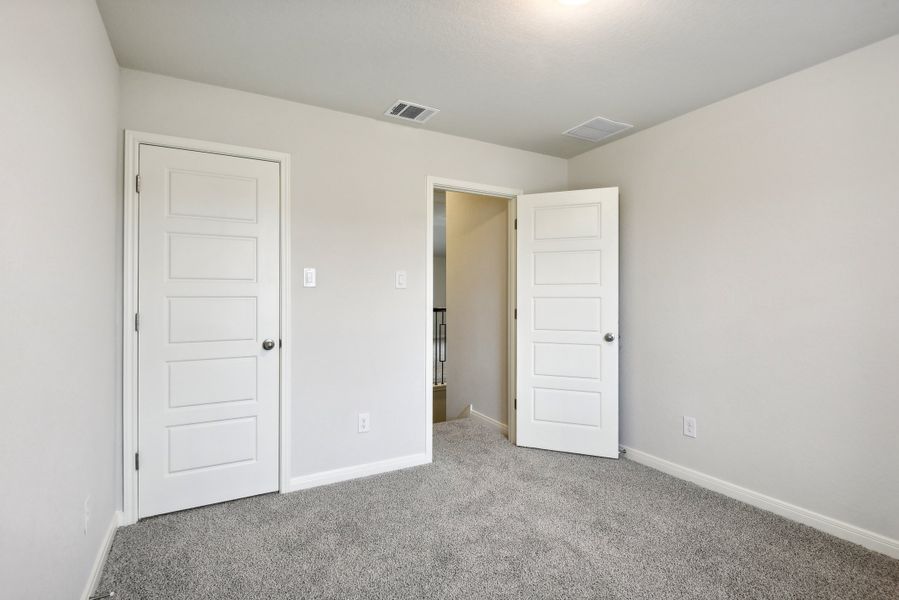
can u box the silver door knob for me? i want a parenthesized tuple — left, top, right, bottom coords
(262, 339, 276, 351)
(604, 333, 616, 342)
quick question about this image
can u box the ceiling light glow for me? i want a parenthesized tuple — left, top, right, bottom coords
(558, 0, 590, 6)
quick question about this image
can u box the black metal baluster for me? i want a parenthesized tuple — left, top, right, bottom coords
(433, 307, 447, 385)
(433, 309, 438, 385)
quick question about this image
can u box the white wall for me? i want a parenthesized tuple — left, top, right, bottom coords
(568, 35, 899, 542)
(0, 1, 120, 597)
(119, 69, 567, 478)
(446, 192, 509, 423)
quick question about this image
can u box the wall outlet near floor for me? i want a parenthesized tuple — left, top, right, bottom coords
(683, 416, 697, 438)
(358, 412, 371, 433)
(83, 495, 91, 534)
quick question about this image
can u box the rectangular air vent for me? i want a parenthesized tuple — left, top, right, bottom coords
(563, 116, 633, 143)
(385, 100, 440, 124)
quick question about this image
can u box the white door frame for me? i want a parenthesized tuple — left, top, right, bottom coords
(426, 176, 521, 454)
(122, 130, 292, 525)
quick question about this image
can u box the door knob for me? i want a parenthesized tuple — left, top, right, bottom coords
(604, 333, 616, 342)
(262, 339, 276, 351)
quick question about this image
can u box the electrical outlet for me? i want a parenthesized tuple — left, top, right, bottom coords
(683, 416, 697, 438)
(358, 412, 371, 433)
(83, 495, 91, 534)
(395, 270, 407, 289)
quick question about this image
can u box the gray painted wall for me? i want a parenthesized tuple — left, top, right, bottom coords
(568, 35, 899, 541)
(4, 10, 896, 590)
(0, 1, 120, 597)
(119, 68, 567, 478)
(434, 255, 447, 309)
(433, 190, 447, 309)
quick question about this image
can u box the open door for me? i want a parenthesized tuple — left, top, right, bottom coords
(516, 188, 619, 457)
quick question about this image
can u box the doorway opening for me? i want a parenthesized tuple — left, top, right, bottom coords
(426, 177, 520, 453)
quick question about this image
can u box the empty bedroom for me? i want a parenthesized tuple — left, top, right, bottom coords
(1, 1, 897, 599)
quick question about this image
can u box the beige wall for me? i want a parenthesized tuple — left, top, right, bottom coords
(446, 192, 509, 424)
(0, 1, 120, 597)
(119, 69, 567, 478)
(568, 35, 899, 541)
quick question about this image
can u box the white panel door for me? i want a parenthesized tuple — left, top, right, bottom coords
(516, 188, 619, 457)
(138, 145, 280, 518)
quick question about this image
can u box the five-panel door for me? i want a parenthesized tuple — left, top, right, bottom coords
(137, 144, 280, 518)
(516, 188, 619, 458)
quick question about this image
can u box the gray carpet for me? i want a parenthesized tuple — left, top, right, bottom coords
(97, 419, 898, 599)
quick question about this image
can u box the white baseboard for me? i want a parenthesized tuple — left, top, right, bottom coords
(288, 453, 431, 491)
(81, 510, 122, 600)
(470, 407, 509, 436)
(623, 446, 899, 559)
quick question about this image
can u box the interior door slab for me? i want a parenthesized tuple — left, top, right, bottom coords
(516, 188, 619, 458)
(137, 145, 281, 518)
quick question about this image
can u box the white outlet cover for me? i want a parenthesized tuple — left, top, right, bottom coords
(358, 412, 371, 433)
(683, 416, 697, 438)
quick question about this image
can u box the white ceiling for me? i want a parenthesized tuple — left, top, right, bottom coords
(97, 0, 899, 158)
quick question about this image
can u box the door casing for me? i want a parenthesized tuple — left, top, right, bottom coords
(426, 176, 521, 452)
(122, 130, 292, 525)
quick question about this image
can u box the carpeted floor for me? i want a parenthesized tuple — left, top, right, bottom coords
(97, 418, 899, 599)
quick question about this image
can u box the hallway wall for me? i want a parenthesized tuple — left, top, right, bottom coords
(445, 192, 509, 424)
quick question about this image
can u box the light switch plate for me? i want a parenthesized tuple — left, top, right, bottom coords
(395, 270, 407, 289)
(303, 267, 316, 287)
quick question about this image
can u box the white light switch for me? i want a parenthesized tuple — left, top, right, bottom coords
(303, 267, 316, 287)
(395, 270, 407, 289)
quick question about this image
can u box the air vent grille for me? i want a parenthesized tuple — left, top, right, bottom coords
(564, 116, 633, 143)
(385, 100, 439, 123)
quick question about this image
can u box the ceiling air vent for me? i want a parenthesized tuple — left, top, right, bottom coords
(385, 100, 440, 124)
(563, 116, 633, 143)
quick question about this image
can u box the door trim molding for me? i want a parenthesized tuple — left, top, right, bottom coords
(122, 130, 292, 525)
(425, 176, 521, 455)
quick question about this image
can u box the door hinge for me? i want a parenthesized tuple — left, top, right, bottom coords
(135, 174, 141, 193)
(279, 339, 283, 348)
(514, 398, 517, 410)
(514, 218, 518, 230)
(514, 308, 517, 319)
(134, 452, 139, 471)
(134, 313, 140, 332)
